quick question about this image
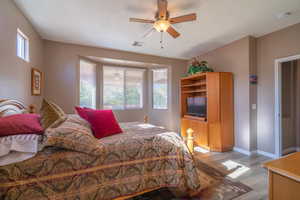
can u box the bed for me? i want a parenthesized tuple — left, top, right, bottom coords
(0, 99, 211, 200)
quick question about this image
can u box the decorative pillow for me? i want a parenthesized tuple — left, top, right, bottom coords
(85, 109, 123, 139)
(75, 106, 92, 121)
(0, 114, 43, 137)
(43, 115, 102, 155)
(40, 99, 67, 129)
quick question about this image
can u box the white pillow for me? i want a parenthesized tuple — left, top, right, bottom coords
(0, 134, 42, 166)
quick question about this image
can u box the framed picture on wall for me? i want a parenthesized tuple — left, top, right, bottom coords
(31, 68, 42, 96)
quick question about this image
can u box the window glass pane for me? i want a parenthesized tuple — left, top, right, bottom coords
(17, 33, 23, 58)
(21, 37, 25, 58)
(125, 70, 143, 109)
(17, 29, 29, 61)
(103, 67, 125, 109)
(79, 60, 97, 109)
(153, 69, 168, 109)
(25, 39, 29, 61)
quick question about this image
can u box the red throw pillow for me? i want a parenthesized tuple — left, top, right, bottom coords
(86, 109, 122, 138)
(75, 106, 92, 120)
(0, 114, 44, 137)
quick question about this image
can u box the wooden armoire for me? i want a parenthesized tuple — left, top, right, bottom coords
(181, 72, 234, 152)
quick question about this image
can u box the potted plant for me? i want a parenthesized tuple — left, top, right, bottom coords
(187, 58, 214, 76)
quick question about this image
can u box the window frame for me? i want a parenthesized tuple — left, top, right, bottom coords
(78, 59, 98, 109)
(152, 68, 169, 110)
(17, 28, 29, 62)
(103, 66, 145, 110)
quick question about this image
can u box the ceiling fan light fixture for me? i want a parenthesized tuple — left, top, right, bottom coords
(153, 19, 170, 32)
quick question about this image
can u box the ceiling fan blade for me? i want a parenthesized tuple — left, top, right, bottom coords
(170, 13, 197, 24)
(167, 26, 180, 38)
(158, 0, 168, 19)
(142, 28, 156, 38)
(129, 18, 155, 23)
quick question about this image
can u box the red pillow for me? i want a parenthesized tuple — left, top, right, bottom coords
(0, 114, 44, 137)
(76, 108, 122, 138)
(75, 106, 92, 120)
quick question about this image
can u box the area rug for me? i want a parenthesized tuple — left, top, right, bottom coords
(129, 153, 252, 200)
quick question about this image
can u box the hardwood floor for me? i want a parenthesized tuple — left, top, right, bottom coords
(196, 150, 271, 200)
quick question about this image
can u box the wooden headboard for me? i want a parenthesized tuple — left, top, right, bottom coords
(0, 99, 35, 117)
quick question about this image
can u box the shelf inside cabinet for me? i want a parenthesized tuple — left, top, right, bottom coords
(181, 82, 206, 88)
(182, 89, 207, 94)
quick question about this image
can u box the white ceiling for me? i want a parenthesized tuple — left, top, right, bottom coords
(14, 0, 300, 59)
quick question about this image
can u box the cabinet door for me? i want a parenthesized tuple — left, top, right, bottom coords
(181, 118, 209, 149)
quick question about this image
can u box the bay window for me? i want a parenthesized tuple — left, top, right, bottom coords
(79, 60, 97, 108)
(152, 68, 168, 109)
(79, 60, 168, 111)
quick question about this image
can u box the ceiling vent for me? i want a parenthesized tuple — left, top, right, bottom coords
(276, 12, 292, 19)
(132, 41, 143, 47)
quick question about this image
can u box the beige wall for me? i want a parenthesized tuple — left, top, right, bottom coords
(257, 23, 300, 154)
(193, 36, 255, 151)
(0, 0, 44, 106)
(43, 40, 187, 131)
(249, 37, 258, 151)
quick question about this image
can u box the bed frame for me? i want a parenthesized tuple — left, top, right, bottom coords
(0, 99, 35, 117)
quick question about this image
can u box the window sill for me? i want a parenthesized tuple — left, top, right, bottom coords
(108, 108, 144, 111)
(153, 108, 168, 110)
(17, 56, 29, 63)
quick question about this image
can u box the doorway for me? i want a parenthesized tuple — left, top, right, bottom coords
(275, 55, 300, 158)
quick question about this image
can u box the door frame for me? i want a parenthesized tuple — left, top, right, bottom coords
(274, 54, 300, 158)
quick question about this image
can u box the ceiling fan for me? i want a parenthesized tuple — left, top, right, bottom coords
(129, 0, 197, 39)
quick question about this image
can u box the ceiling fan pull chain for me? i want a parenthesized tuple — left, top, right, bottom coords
(160, 31, 164, 49)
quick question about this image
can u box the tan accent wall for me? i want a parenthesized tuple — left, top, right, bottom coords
(0, 0, 44, 107)
(43, 40, 187, 131)
(257, 23, 300, 154)
(297, 60, 300, 148)
(249, 37, 258, 151)
(192, 36, 254, 151)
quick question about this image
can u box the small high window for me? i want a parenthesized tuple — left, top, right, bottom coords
(17, 29, 29, 61)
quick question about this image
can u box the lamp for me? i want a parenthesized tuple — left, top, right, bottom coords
(153, 19, 170, 32)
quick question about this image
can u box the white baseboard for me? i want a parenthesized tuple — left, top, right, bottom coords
(234, 147, 277, 158)
(233, 147, 252, 156)
(256, 150, 277, 159)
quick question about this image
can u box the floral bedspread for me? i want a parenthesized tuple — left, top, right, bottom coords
(0, 122, 208, 200)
